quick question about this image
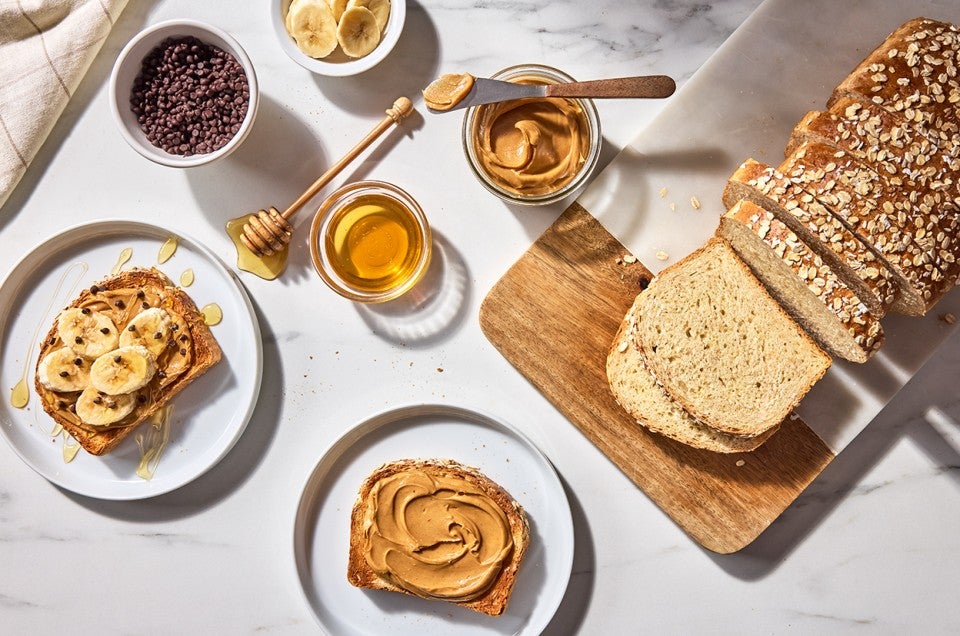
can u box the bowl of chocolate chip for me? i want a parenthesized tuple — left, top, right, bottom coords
(110, 20, 259, 168)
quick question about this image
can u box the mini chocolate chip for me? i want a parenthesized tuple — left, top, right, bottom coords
(158, 371, 167, 379)
(74, 336, 83, 344)
(142, 301, 150, 309)
(113, 356, 121, 363)
(69, 403, 76, 412)
(49, 337, 56, 345)
(100, 327, 110, 334)
(179, 334, 188, 342)
(168, 340, 176, 348)
(128, 325, 136, 332)
(81, 307, 91, 315)
(93, 396, 102, 404)
(180, 348, 187, 356)
(154, 331, 162, 339)
(59, 371, 69, 377)
(137, 394, 147, 404)
(57, 400, 66, 408)
(73, 358, 82, 366)
(137, 291, 145, 299)
(639, 276, 650, 290)
(90, 285, 100, 293)
(114, 300, 126, 309)
(107, 402, 117, 409)
(171, 324, 179, 331)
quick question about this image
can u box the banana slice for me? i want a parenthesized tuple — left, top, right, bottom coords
(90, 346, 157, 395)
(288, 0, 339, 59)
(120, 307, 174, 357)
(37, 347, 91, 392)
(327, 0, 348, 22)
(337, 6, 380, 58)
(57, 308, 119, 359)
(75, 386, 136, 426)
(347, 0, 390, 33)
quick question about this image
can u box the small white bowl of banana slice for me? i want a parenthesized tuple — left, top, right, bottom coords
(273, 0, 404, 76)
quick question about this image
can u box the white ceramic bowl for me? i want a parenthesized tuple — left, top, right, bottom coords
(109, 19, 259, 168)
(271, 0, 406, 76)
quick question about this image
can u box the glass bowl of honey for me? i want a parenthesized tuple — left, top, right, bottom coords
(309, 181, 432, 303)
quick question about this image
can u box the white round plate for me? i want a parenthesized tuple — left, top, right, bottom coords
(0, 220, 262, 499)
(294, 404, 574, 635)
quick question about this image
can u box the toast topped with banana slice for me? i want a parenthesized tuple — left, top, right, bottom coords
(34, 267, 222, 456)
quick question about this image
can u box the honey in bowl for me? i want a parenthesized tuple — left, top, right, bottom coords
(310, 181, 431, 303)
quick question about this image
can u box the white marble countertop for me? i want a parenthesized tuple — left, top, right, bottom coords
(3, 0, 960, 633)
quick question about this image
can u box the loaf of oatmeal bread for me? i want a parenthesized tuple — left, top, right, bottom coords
(829, 17, 960, 154)
(718, 199, 882, 363)
(631, 238, 831, 438)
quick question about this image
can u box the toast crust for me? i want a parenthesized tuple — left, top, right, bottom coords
(33, 267, 222, 455)
(347, 459, 530, 617)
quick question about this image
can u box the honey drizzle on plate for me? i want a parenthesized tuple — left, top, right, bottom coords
(158, 236, 179, 264)
(111, 247, 133, 275)
(136, 405, 172, 480)
(9, 262, 88, 409)
(201, 303, 222, 326)
(179, 268, 195, 287)
(225, 214, 288, 281)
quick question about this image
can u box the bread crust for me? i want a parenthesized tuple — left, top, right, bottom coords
(347, 458, 530, 617)
(33, 267, 222, 455)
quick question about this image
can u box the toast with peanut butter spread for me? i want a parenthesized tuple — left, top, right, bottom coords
(33, 267, 221, 456)
(347, 458, 530, 617)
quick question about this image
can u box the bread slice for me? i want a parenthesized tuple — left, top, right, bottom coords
(780, 141, 960, 315)
(607, 295, 777, 452)
(34, 267, 222, 455)
(718, 199, 883, 362)
(723, 159, 898, 316)
(788, 96, 960, 205)
(347, 459, 530, 617)
(632, 238, 831, 438)
(829, 17, 960, 153)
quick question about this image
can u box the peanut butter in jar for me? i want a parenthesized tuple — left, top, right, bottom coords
(462, 64, 601, 205)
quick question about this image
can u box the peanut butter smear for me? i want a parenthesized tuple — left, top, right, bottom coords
(362, 467, 514, 601)
(473, 77, 589, 196)
(422, 73, 475, 111)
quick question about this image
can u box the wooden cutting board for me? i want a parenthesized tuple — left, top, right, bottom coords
(480, 202, 834, 554)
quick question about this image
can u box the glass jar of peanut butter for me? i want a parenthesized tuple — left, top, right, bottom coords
(461, 64, 601, 205)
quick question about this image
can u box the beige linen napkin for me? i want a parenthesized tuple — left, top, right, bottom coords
(0, 0, 128, 211)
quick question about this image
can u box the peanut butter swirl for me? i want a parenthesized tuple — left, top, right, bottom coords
(473, 77, 589, 196)
(362, 466, 514, 601)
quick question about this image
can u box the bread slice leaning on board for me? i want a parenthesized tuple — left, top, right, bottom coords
(607, 16, 960, 453)
(606, 294, 778, 453)
(629, 238, 831, 438)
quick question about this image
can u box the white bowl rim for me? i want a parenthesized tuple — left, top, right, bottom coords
(109, 19, 260, 168)
(270, 0, 407, 76)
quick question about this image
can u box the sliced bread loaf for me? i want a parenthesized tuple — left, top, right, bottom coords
(780, 141, 960, 314)
(788, 96, 960, 205)
(829, 17, 960, 150)
(718, 199, 883, 363)
(607, 295, 777, 453)
(632, 238, 831, 438)
(723, 159, 899, 315)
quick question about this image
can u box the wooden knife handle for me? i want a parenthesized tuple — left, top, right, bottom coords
(546, 75, 676, 99)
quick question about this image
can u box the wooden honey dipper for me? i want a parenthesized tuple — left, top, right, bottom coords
(239, 96, 414, 257)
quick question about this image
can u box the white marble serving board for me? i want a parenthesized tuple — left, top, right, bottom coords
(579, 0, 960, 453)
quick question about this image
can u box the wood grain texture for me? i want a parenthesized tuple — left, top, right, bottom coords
(479, 202, 836, 554)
